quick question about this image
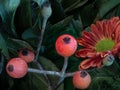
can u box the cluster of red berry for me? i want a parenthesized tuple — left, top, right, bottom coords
(6, 34, 91, 89)
(55, 34, 91, 89)
(6, 49, 35, 78)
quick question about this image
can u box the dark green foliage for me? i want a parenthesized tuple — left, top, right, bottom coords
(0, 0, 120, 90)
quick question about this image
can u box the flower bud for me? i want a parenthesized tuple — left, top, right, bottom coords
(102, 54, 115, 66)
(41, 0, 52, 19)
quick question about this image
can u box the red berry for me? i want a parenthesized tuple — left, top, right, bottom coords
(73, 71, 91, 89)
(55, 34, 77, 57)
(6, 58, 28, 78)
(18, 49, 35, 63)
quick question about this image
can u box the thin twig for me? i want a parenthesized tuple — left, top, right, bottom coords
(33, 15, 51, 89)
(33, 18, 52, 89)
(28, 68, 96, 78)
(28, 68, 61, 76)
(35, 61, 52, 86)
(61, 57, 68, 75)
(54, 57, 68, 89)
(34, 18, 47, 62)
(28, 66, 108, 78)
(65, 72, 77, 78)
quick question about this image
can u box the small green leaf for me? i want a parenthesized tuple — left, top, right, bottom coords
(0, 33, 10, 59)
(79, 4, 98, 27)
(33, 0, 47, 7)
(22, 28, 38, 39)
(38, 56, 64, 90)
(10, 38, 34, 50)
(64, 77, 75, 90)
(0, 0, 20, 36)
(62, 0, 88, 12)
(14, 0, 32, 35)
(4, 0, 20, 11)
(96, 0, 120, 19)
(104, 4, 120, 18)
(29, 73, 48, 90)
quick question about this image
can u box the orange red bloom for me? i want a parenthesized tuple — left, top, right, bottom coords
(76, 17, 120, 69)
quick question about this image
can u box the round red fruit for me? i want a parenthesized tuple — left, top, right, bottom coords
(6, 58, 28, 78)
(18, 49, 35, 63)
(72, 71, 91, 89)
(55, 34, 77, 57)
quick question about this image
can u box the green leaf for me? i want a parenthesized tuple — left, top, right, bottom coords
(0, 4, 7, 23)
(38, 56, 64, 90)
(104, 4, 120, 18)
(0, 0, 20, 36)
(0, 55, 5, 74)
(33, 0, 47, 7)
(22, 28, 38, 40)
(27, 56, 64, 90)
(79, 4, 98, 27)
(64, 77, 75, 90)
(0, 33, 10, 59)
(71, 19, 83, 37)
(49, 0, 66, 24)
(4, 0, 20, 12)
(96, 0, 120, 19)
(10, 38, 34, 50)
(29, 73, 49, 90)
(90, 76, 114, 90)
(39, 56, 60, 71)
(14, 0, 32, 36)
(62, 0, 88, 12)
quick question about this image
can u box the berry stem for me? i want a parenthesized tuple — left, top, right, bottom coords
(28, 68, 77, 78)
(33, 17, 51, 88)
(28, 68, 80, 78)
(65, 71, 77, 77)
(33, 1, 52, 88)
(34, 18, 47, 62)
(35, 61, 51, 85)
(28, 68, 61, 76)
(54, 57, 68, 89)
(61, 57, 68, 75)
(29, 67, 99, 77)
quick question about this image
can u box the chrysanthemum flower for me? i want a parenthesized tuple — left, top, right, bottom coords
(75, 17, 120, 69)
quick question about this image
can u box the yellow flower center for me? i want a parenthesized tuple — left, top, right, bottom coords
(95, 39, 115, 52)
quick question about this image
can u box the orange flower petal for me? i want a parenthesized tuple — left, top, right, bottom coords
(104, 20, 112, 38)
(93, 56, 102, 68)
(96, 21, 104, 34)
(110, 17, 119, 24)
(90, 55, 102, 67)
(79, 59, 92, 69)
(91, 24, 103, 39)
(107, 21, 114, 38)
(77, 38, 95, 48)
(96, 61, 102, 68)
(75, 49, 95, 58)
(82, 32, 96, 46)
(79, 54, 103, 69)
(114, 21, 120, 42)
(114, 43, 120, 56)
(82, 31, 97, 43)
(77, 38, 84, 46)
